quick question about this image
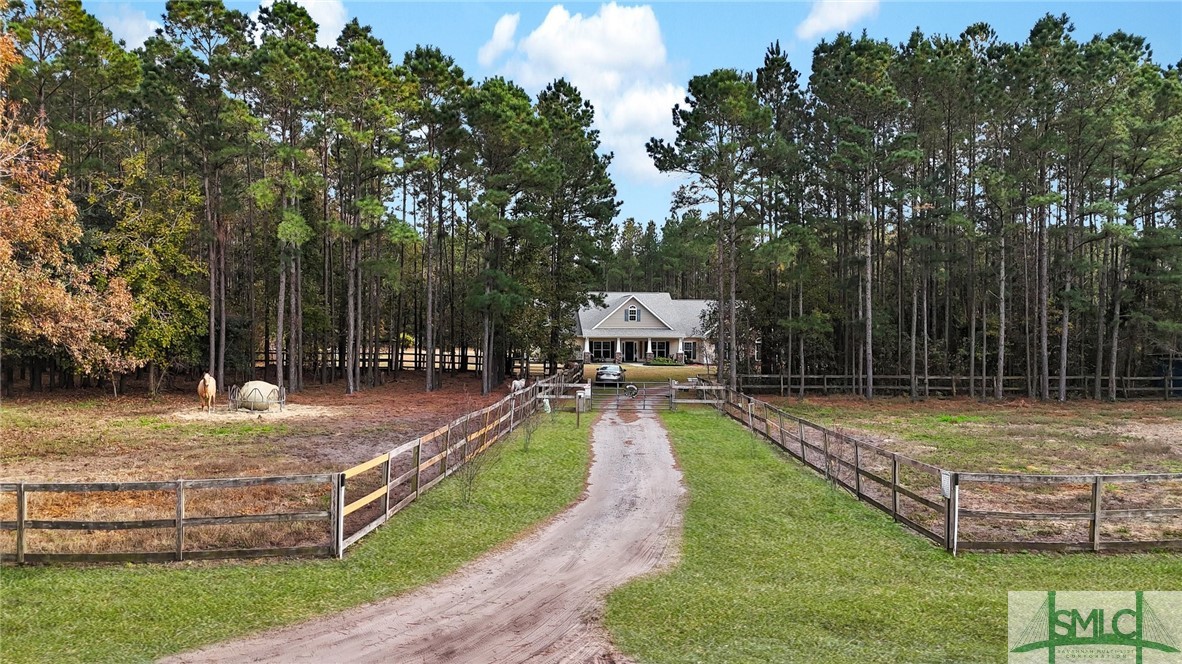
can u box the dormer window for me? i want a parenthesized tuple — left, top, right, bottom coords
(625, 305, 640, 322)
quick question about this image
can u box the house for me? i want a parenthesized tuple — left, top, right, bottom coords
(575, 292, 713, 364)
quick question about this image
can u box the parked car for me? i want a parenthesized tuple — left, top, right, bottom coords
(595, 364, 626, 384)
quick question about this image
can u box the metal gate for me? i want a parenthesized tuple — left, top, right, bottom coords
(590, 382, 672, 411)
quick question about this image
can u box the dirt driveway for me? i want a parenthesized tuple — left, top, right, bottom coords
(163, 409, 685, 664)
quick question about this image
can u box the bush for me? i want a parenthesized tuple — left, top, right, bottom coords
(644, 356, 680, 366)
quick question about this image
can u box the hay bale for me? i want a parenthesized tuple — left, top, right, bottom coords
(239, 380, 280, 411)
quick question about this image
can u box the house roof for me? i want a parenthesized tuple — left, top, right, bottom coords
(577, 292, 711, 338)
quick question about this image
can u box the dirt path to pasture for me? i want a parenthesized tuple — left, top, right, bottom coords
(163, 409, 685, 664)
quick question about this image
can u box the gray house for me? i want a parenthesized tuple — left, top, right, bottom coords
(575, 292, 712, 364)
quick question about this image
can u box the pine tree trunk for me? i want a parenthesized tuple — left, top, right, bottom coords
(864, 208, 873, 399)
(798, 281, 804, 399)
(923, 272, 930, 398)
(969, 245, 977, 398)
(1094, 234, 1109, 400)
(1038, 167, 1050, 400)
(276, 254, 286, 392)
(910, 281, 918, 400)
(996, 230, 1006, 400)
(288, 260, 297, 392)
(217, 223, 226, 393)
(346, 239, 356, 395)
(1108, 243, 1122, 401)
(728, 195, 738, 392)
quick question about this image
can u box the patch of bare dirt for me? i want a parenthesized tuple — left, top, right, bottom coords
(163, 410, 685, 664)
(170, 403, 343, 422)
(0, 373, 512, 555)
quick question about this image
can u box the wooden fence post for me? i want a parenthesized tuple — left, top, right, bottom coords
(15, 482, 26, 565)
(329, 474, 339, 557)
(822, 430, 831, 484)
(334, 472, 346, 559)
(949, 473, 960, 555)
(383, 451, 392, 514)
(1091, 476, 1103, 552)
(853, 444, 862, 497)
(891, 455, 899, 521)
(798, 420, 805, 455)
(777, 410, 785, 449)
(412, 441, 422, 498)
(441, 426, 450, 476)
(175, 480, 185, 562)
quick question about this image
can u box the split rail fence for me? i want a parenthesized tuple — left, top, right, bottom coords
(715, 386, 1182, 554)
(738, 373, 1180, 399)
(1, 372, 572, 565)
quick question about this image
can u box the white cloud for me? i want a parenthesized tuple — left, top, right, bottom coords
(101, 5, 162, 49)
(478, 14, 520, 68)
(256, 0, 348, 48)
(490, 3, 685, 184)
(795, 0, 879, 40)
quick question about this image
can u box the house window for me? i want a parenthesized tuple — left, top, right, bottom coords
(625, 305, 639, 322)
(653, 341, 669, 358)
(683, 341, 697, 361)
(591, 341, 614, 361)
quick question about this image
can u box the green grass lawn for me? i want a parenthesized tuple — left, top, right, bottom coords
(0, 414, 590, 664)
(605, 409, 1182, 664)
(583, 362, 712, 383)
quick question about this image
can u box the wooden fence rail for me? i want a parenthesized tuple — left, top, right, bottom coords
(0, 475, 334, 564)
(709, 383, 1182, 554)
(0, 370, 577, 566)
(332, 371, 571, 556)
(737, 373, 1180, 399)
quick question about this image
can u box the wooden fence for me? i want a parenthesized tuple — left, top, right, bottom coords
(0, 372, 574, 565)
(738, 373, 1179, 399)
(0, 475, 334, 564)
(334, 373, 568, 555)
(715, 386, 1182, 554)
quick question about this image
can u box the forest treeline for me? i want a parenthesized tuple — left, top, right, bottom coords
(2, 1, 1179, 400)
(604, 17, 1181, 399)
(2, 0, 617, 396)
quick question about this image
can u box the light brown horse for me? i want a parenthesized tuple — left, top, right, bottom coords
(197, 373, 216, 412)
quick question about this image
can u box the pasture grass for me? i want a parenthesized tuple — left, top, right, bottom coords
(766, 397, 1182, 473)
(1, 404, 294, 461)
(583, 363, 711, 383)
(605, 409, 1182, 664)
(0, 414, 591, 664)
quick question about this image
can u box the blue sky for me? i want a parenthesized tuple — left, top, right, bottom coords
(89, 0, 1182, 228)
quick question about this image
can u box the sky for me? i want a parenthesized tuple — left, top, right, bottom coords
(87, 0, 1182, 229)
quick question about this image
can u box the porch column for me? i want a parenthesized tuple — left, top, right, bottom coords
(583, 337, 590, 352)
(647, 337, 652, 354)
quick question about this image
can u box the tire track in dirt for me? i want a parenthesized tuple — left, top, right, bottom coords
(162, 409, 684, 664)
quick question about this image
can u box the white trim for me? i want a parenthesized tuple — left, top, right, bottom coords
(590, 295, 674, 331)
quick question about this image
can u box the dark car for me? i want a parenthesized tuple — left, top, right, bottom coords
(595, 364, 626, 384)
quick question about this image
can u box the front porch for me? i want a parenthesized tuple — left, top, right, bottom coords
(580, 337, 699, 364)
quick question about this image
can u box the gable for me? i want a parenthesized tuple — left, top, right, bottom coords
(576, 292, 712, 337)
(591, 296, 672, 331)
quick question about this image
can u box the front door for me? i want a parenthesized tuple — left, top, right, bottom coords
(624, 341, 637, 363)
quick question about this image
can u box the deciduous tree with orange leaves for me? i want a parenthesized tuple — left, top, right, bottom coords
(0, 22, 137, 394)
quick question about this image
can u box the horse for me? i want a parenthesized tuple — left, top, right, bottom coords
(511, 378, 526, 392)
(197, 373, 217, 412)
